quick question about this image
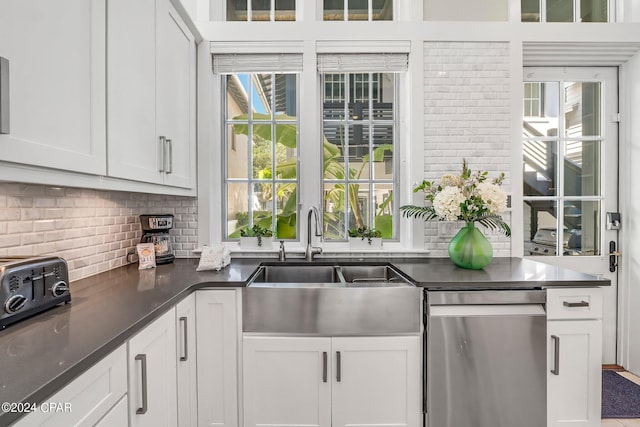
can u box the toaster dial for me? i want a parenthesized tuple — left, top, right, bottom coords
(5, 294, 27, 314)
(51, 281, 69, 297)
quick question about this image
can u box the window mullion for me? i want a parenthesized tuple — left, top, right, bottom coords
(344, 73, 351, 238)
(368, 72, 374, 229)
(557, 79, 566, 255)
(248, 76, 254, 228)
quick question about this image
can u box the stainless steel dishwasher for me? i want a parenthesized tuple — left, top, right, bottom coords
(426, 290, 546, 427)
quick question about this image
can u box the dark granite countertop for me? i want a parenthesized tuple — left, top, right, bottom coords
(0, 256, 608, 424)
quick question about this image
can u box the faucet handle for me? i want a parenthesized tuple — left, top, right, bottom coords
(279, 240, 286, 261)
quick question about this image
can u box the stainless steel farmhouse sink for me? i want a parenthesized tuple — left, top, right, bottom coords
(243, 262, 420, 335)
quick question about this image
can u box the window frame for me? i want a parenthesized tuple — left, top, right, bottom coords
(226, 0, 297, 21)
(521, 0, 613, 22)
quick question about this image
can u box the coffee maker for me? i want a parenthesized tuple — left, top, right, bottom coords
(139, 214, 175, 264)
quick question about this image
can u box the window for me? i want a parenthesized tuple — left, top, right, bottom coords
(321, 72, 398, 240)
(223, 72, 299, 239)
(227, 0, 296, 21)
(521, 0, 609, 22)
(323, 0, 393, 21)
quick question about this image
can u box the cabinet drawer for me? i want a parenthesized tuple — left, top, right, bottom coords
(13, 344, 127, 427)
(547, 287, 603, 320)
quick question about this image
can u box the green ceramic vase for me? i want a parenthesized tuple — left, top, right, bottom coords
(448, 222, 493, 269)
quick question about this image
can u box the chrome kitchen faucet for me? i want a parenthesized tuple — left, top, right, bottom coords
(305, 207, 323, 261)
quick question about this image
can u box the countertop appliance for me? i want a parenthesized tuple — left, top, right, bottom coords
(525, 227, 582, 256)
(139, 214, 175, 264)
(426, 289, 546, 427)
(0, 256, 70, 329)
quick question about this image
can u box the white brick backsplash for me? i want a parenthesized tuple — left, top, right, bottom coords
(423, 41, 512, 257)
(0, 183, 197, 281)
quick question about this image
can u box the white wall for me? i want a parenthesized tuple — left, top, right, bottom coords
(423, 41, 512, 256)
(0, 183, 197, 281)
(619, 50, 640, 373)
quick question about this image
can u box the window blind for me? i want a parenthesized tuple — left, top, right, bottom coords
(317, 53, 409, 73)
(213, 53, 303, 74)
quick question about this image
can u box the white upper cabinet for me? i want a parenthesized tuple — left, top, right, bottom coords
(0, 0, 106, 175)
(108, 0, 196, 189)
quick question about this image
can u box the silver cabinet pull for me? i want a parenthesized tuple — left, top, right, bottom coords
(336, 351, 341, 382)
(550, 335, 560, 375)
(563, 300, 589, 308)
(179, 316, 188, 362)
(165, 138, 173, 174)
(322, 352, 327, 383)
(135, 354, 148, 414)
(158, 136, 166, 172)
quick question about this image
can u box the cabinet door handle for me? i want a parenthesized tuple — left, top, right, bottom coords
(322, 352, 327, 383)
(550, 335, 560, 376)
(165, 138, 173, 174)
(135, 354, 148, 414)
(179, 316, 188, 362)
(336, 351, 341, 382)
(563, 300, 589, 308)
(158, 136, 166, 172)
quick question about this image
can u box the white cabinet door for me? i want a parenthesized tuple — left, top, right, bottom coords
(548, 319, 602, 427)
(176, 294, 197, 427)
(0, 0, 106, 175)
(242, 336, 421, 427)
(107, 0, 195, 188)
(107, 0, 161, 185)
(195, 290, 239, 427)
(243, 336, 332, 427)
(331, 336, 422, 427)
(156, 0, 196, 189)
(12, 345, 127, 427)
(128, 309, 178, 427)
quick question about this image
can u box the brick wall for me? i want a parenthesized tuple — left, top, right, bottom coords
(423, 41, 512, 256)
(0, 183, 197, 281)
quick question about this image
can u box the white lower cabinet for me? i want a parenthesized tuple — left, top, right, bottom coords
(547, 287, 603, 427)
(176, 294, 197, 427)
(13, 344, 127, 427)
(243, 335, 421, 427)
(128, 309, 178, 427)
(195, 290, 239, 427)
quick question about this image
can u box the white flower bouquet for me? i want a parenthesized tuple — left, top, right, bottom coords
(400, 160, 511, 236)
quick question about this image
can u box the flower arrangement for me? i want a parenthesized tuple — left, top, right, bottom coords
(400, 160, 511, 237)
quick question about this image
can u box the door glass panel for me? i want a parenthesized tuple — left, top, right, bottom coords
(521, 0, 540, 21)
(564, 82, 601, 137)
(523, 82, 559, 134)
(524, 200, 558, 255)
(564, 140, 601, 196)
(546, 0, 573, 21)
(565, 200, 601, 255)
(523, 140, 557, 197)
(581, 0, 607, 22)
